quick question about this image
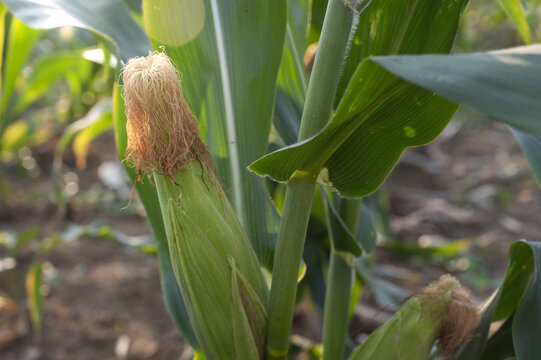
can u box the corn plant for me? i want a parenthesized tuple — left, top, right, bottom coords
(3, 0, 541, 359)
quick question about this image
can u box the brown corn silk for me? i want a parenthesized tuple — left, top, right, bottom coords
(421, 274, 479, 355)
(122, 52, 211, 178)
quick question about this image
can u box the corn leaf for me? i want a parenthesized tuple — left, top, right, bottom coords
(1, 16, 41, 124)
(335, 0, 467, 105)
(273, 0, 310, 145)
(512, 242, 541, 359)
(480, 316, 514, 360)
(510, 128, 541, 186)
(53, 99, 113, 206)
(250, 0, 467, 198)
(25, 261, 43, 339)
(447, 241, 541, 360)
(13, 52, 94, 117)
(497, 0, 532, 44)
(1, 0, 151, 62)
(279, 0, 309, 107)
(372, 45, 541, 189)
(372, 45, 541, 136)
(72, 111, 112, 169)
(142, 0, 287, 268)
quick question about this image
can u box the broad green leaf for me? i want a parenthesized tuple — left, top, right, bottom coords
(274, 89, 302, 146)
(273, 0, 310, 145)
(356, 203, 377, 253)
(371, 45, 541, 136)
(278, 0, 310, 106)
(510, 128, 541, 186)
(323, 191, 362, 257)
(447, 241, 536, 360)
(2, 0, 151, 62)
(142, 0, 286, 267)
(498, 0, 532, 44)
(52, 99, 112, 206)
(250, 0, 467, 198)
(480, 316, 514, 360)
(335, 0, 468, 105)
(13, 52, 94, 117)
(250, 63, 457, 198)
(1, 16, 41, 126)
(307, 0, 328, 44)
(112, 84, 199, 347)
(25, 261, 43, 339)
(513, 242, 541, 359)
(72, 111, 112, 169)
(355, 259, 408, 310)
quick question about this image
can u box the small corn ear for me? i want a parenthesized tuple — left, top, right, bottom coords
(155, 164, 268, 360)
(349, 275, 478, 360)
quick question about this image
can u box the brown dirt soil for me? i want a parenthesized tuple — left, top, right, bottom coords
(1, 234, 185, 360)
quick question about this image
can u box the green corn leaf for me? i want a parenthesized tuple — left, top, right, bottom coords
(372, 45, 541, 189)
(72, 110, 112, 169)
(52, 98, 112, 206)
(2, 0, 151, 62)
(273, 0, 310, 145)
(13, 52, 94, 117)
(512, 242, 541, 359)
(279, 0, 310, 107)
(510, 128, 541, 186)
(322, 190, 362, 257)
(1, 16, 41, 126)
(155, 163, 269, 360)
(497, 0, 532, 44)
(25, 261, 44, 339)
(335, 0, 467, 105)
(372, 45, 541, 136)
(142, 0, 286, 268)
(446, 241, 541, 360)
(479, 315, 514, 360)
(250, 0, 468, 198)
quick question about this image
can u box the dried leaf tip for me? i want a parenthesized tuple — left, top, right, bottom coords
(122, 52, 211, 179)
(421, 274, 479, 355)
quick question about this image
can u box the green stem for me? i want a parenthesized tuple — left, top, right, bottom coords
(323, 252, 354, 360)
(266, 1, 356, 359)
(322, 198, 361, 360)
(298, 0, 354, 141)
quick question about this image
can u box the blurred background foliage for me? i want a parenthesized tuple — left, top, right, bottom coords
(0, 0, 540, 358)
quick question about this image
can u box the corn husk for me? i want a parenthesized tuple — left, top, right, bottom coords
(349, 275, 479, 360)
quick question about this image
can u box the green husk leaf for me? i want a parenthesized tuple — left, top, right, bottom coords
(155, 164, 268, 360)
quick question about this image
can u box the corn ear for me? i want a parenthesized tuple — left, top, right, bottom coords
(349, 275, 479, 360)
(155, 164, 268, 360)
(122, 53, 268, 360)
